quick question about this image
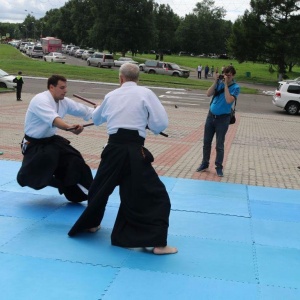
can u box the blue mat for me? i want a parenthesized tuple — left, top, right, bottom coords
(0, 160, 300, 299)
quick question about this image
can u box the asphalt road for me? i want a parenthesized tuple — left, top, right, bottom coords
(25, 54, 280, 115)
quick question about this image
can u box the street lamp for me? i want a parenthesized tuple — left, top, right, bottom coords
(40, 22, 45, 38)
(32, 22, 35, 40)
(22, 25, 28, 39)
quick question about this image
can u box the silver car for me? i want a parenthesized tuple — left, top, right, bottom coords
(87, 52, 114, 68)
(81, 50, 95, 60)
(29, 45, 43, 58)
(143, 60, 190, 78)
(114, 57, 138, 67)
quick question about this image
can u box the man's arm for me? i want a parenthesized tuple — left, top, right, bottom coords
(53, 117, 83, 135)
(224, 84, 236, 104)
(65, 98, 94, 121)
(207, 72, 219, 97)
(146, 91, 168, 135)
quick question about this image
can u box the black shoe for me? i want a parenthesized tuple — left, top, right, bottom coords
(17, 99, 22, 101)
(216, 168, 224, 177)
(196, 163, 208, 172)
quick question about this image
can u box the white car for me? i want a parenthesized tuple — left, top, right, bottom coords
(81, 50, 95, 60)
(23, 43, 34, 53)
(273, 80, 300, 115)
(44, 52, 66, 64)
(114, 57, 138, 67)
(26, 46, 33, 56)
(74, 49, 85, 58)
(0, 69, 17, 89)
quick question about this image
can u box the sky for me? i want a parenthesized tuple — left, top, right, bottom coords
(0, 0, 251, 23)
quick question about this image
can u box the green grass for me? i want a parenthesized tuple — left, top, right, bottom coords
(3, 44, 297, 94)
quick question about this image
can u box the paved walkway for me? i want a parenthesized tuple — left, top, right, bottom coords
(1, 89, 300, 190)
(1, 88, 300, 300)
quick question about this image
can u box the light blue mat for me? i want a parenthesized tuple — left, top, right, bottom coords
(0, 160, 300, 299)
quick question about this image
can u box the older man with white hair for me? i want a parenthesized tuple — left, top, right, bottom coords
(69, 63, 177, 255)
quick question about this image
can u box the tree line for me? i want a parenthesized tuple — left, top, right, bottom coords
(1, 0, 300, 77)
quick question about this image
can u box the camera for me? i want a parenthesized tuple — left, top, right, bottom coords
(218, 74, 224, 80)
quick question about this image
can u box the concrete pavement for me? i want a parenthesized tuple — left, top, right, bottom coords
(1, 87, 300, 190)
(1, 87, 300, 299)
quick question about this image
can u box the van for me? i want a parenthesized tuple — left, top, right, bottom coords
(64, 45, 74, 54)
(29, 45, 43, 58)
(87, 52, 114, 68)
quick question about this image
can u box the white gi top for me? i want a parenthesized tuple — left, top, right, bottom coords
(24, 90, 94, 138)
(92, 82, 168, 138)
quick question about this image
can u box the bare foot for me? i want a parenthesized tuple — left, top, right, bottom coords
(87, 225, 100, 233)
(153, 245, 178, 255)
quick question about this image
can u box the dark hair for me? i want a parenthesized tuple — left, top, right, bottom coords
(47, 75, 67, 89)
(223, 65, 236, 75)
(18, 71, 22, 75)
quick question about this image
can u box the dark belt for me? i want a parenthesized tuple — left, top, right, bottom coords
(208, 111, 230, 119)
(108, 128, 145, 145)
(24, 134, 70, 145)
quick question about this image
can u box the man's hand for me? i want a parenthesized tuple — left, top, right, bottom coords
(69, 124, 84, 135)
(224, 74, 230, 85)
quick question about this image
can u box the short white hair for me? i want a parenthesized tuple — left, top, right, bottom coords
(119, 63, 139, 82)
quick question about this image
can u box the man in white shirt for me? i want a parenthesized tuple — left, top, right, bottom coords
(69, 63, 177, 255)
(17, 75, 94, 202)
(197, 64, 202, 79)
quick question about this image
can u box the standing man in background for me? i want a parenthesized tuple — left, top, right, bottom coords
(13, 71, 24, 101)
(197, 64, 202, 79)
(204, 65, 210, 79)
(196, 65, 240, 177)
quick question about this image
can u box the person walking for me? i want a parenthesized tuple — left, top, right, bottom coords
(16, 75, 94, 202)
(68, 63, 177, 255)
(13, 71, 24, 101)
(196, 65, 240, 177)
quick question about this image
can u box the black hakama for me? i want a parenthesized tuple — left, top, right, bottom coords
(17, 135, 93, 202)
(68, 129, 171, 248)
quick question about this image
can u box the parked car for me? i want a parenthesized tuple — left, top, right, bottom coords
(69, 46, 80, 56)
(63, 45, 72, 54)
(28, 45, 43, 58)
(114, 57, 138, 67)
(273, 80, 300, 115)
(23, 43, 34, 53)
(81, 49, 95, 60)
(0, 69, 17, 89)
(74, 49, 85, 58)
(141, 60, 190, 78)
(44, 52, 66, 64)
(19, 42, 28, 52)
(87, 52, 114, 68)
(178, 51, 191, 56)
(25, 46, 33, 56)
